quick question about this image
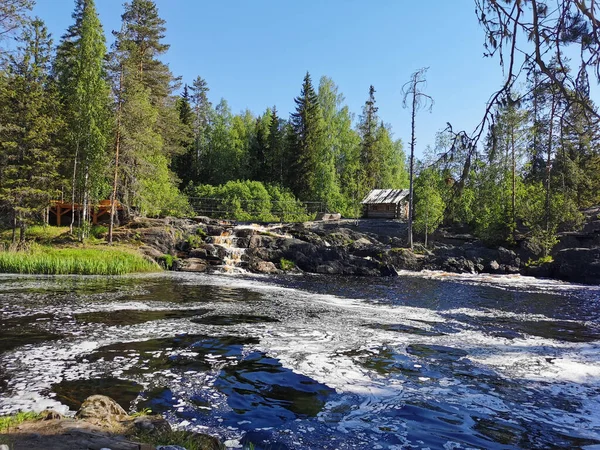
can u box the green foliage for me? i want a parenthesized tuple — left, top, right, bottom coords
(526, 255, 553, 267)
(158, 253, 174, 270)
(130, 408, 153, 418)
(518, 182, 582, 255)
(0, 245, 159, 275)
(289, 72, 325, 201)
(90, 225, 108, 239)
(186, 234, 203, 248)
(0, 225, 69, 244)
(413, 168, 445, 245)
(110, 0, 189, 220)
(0, 19, 62, 240)
(54, 0, 112, 236)
(0, 411, 41, 432)
(190, 180, 313, 222)
(279, 258, 296, 271)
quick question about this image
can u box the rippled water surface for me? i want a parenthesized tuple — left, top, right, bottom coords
(1, 272, 599, 449)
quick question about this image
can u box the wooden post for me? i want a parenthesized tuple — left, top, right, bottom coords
(56, 204, 61, 226)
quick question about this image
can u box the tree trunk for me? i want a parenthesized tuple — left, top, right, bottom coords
(11, 211, 17, 244)
(70, 140, 79, 234)
(545, 94, 557, 254)
(511, 123, 516, 241)
(407, 78, 417, 250)
(81, 167, 89, 241)
(109, 66, 124, 245)
(425, 208, 428, 248)
(19, 222, 25, 243)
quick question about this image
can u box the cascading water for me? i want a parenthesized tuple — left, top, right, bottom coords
(211, 231, 247, 273)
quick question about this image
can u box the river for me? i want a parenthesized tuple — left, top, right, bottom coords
(0, 272, 599, 449)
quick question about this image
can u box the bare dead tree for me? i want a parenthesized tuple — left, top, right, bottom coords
(402, 67, 434, 250)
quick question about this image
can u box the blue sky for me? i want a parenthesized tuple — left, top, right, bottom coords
(33, 0, 506, 157)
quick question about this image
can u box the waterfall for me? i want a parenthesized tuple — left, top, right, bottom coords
(212, 231, 247, 273)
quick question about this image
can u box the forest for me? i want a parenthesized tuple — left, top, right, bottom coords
(0, 0, 599, 256)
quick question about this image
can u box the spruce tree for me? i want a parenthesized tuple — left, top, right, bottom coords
(189, 75, 212, 183)
(358, 85, 379, 194)
(267, 106, 285, 185)
(290, 72, 324, 201)
(173, 85, 195, 188)
(54, 0, 111, 237)
(0, 18, 62, 241)
(248, 110, 270, 182)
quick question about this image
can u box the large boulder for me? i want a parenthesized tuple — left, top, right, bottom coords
(382, 248, 425, 272)
(427, 256, 476, 274)
(553, 247, 600, 284)
(249, 234, 278, 249)
(179, 258, 209, 273)
(249, 260, 279, 274)
(75, 395, 128, 423)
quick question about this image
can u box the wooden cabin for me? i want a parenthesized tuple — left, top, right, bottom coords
(361, 189, 410, 220)
(48, 200, 124, 226)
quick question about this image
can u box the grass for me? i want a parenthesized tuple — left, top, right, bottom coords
(0, 225, 70, 244)
(0, 244, 160, 275)
(0, 412, 41, 433)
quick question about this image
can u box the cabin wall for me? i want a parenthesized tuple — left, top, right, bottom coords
(363, 201, 410, 220)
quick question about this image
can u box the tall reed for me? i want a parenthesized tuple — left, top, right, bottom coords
(0, 246, 159, 275)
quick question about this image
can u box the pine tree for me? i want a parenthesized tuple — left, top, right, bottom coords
(111, 0, 189, 217)
(0, 18, 62, 241)
(55, 0, 111, 237)
(290, 72, 324, 201)
(115, 0, 170, 101)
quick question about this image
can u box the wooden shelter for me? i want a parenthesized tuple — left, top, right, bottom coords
(361, 189, 410, 220)
(48, 200, 124, 226)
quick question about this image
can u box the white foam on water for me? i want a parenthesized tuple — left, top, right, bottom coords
(399, 269, 600, 295)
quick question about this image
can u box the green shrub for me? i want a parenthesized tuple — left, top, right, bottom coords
(189, 180, 313, 222)
(159, 254, 175, 270)
(91, 225, 108, 239)
(280, 258, 296, 271)
(186, 234, 203, 248)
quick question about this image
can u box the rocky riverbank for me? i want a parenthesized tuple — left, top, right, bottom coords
(0, 395, 221, 450)
(118, 209, 600, 285)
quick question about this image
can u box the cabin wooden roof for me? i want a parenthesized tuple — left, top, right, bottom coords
(361, 189, 409, 204)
